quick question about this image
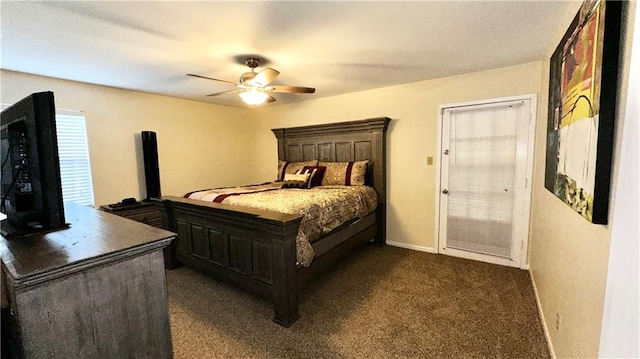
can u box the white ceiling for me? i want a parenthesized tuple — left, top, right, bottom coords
(1, 1, 578, 108)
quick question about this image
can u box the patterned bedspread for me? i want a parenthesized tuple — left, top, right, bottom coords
(185, 183, 378, 266)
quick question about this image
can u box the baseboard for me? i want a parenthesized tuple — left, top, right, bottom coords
(529, 270, 556, 359)
(386, 241, 437, 253)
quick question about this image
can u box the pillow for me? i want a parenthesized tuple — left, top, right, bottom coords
(318, 160, 369, 186)
(277, 160, 319, 181)
(277, 160, 288, 182)
(301, 165, 326, 188)
(282, 172, 311, 189)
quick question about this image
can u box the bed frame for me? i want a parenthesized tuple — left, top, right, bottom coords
(156, 117, 390, 326)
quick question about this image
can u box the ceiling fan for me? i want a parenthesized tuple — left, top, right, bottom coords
(187, 57, 316, 106)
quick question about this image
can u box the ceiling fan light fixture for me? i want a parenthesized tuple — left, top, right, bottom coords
(189, 56, 315, 104)
(239, 87, 269, 106)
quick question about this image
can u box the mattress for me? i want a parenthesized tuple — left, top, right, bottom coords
(185, 183, 378, 266)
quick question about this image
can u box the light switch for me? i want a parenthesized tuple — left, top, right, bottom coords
(427, 156, 433, 165)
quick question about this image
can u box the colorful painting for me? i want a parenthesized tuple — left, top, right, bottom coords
(544, 0, 622, 224)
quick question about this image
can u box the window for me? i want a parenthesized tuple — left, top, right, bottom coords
(55, 113, 95, 206)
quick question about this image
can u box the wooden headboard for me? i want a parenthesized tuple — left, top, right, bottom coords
(271, 117, 391, 205)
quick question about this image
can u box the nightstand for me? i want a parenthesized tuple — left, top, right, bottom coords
(100, 201, 163, 228)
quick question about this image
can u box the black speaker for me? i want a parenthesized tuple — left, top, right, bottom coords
(142, 131, 161, 200)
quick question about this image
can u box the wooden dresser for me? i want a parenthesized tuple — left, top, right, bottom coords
(0, 203, 176, 358)
(100, 201, 163, 227)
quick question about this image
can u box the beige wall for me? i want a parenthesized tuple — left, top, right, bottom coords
(252, 61, 544, 251)
(599, 0, 639, 353)
(0, 70, 257, 206)
(529, 2, 636, 358)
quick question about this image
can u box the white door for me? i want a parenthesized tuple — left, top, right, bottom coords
(437, 95, 535, 268)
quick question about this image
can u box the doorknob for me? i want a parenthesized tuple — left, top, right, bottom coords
(442, 189, 449, 194)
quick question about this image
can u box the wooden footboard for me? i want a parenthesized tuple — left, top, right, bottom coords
(154, 196, 379, 327)
(155, 196, 303, 326)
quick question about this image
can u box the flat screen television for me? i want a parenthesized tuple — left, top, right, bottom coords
(1, 91, 67, 237)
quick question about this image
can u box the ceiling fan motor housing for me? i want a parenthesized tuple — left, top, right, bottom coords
(239, 72, 256, 84)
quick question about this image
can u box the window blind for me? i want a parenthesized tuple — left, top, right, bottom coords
(55, 114, 95, 206)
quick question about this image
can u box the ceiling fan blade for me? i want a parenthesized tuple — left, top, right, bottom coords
(246, 67, 280, 86)
(206, 89, 242, 97)
(266, 94, 276, 103)
(187, 73, 236, 86)
(267, 85, 316, 94)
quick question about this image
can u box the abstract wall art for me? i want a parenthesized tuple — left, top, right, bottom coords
(544, 0, 623, 224)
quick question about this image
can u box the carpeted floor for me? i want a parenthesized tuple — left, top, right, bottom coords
(166, 245, 549, 359)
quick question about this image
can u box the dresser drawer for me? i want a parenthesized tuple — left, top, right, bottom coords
(100, 202, 163, 228)
(127, 211, 162, 225)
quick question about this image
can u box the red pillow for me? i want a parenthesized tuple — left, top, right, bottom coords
(302, 166, 326, 187)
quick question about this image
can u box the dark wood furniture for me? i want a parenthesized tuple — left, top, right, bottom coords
(0, 203, 176, 358)
(101, 201, 163, 227)
(156, 117, 390, 327)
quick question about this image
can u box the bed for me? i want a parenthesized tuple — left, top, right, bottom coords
(155, 117, 390, 326)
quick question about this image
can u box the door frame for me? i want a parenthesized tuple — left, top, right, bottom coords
(435, 94, 537, 269)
